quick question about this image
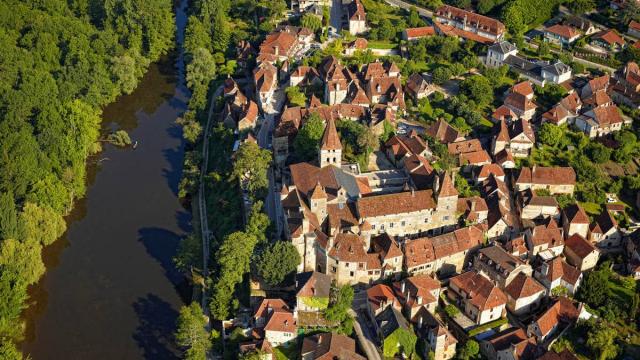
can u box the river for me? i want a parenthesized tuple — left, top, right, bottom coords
(22, 1, 191, 359)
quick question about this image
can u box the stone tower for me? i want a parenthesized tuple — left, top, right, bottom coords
(436, 171, 459, 226)
(319, 118, 342, 168)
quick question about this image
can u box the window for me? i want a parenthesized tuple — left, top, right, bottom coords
(350, 271, 354, 277)
(381, 224, 385, 230)
(372, 224, 376, 230)
(401, 221, 406, 226)
(443, 216, 450, 221)
(424, 218, 429, 223)
(331, 266, 336, 273)
(390, 223, 394, 228)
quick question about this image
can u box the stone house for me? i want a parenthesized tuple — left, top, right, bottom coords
(447, 271, 508, 325)
(405, 73, 435, 100)
(544, 25, 581, 47)
(563, 234, 600, 271)
(524, 222, 565, 257)
(516, 189, 560, 226)
(534, 257, 582, 295)
(434, 5, 506, 42)
(561, 204, 590, 239)
(413, 308, 457, 360)
(527, 297, 582, 344)
(504, 273, 546, 316)
(346, 0, 367, 35)
(481, 327, 539, 360)
(367, 284, 402, 317)
(473, 245, 533, 288)
(588, 210, 623, 250)
(514, 166, 576, 195)
(404, 225, 485, 276)
(393, 274, 441, 318)
(300, 332, 366, 360)
(295, 271, 331, 312)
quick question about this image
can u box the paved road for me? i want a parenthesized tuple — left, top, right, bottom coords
(385, 0, 433, 18)
(350, 309, 383, 360)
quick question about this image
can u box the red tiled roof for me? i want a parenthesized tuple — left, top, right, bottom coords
(478, 163, 505, 179)
(367, 284, 399, 312)
(516, 166, 576, 186)
(438, 172, 458, 197)
(448, 139, 483, 155)
(589, 105, 623, 126)
(534, 297, 579, 337)
(450, 271, 507, 310)
(512, 81, 534, 97)
(564, 234, 597, 258)
(459, 150, 491, 165)
(504, 273, 545, 300)
(264, 311, 297, 333)
(320, 118, 342, 150)
(563, 204, 589, 224)
(328, 233, 368, 262)
(433, 21, 496, 44)
(426, 119, 462, 143)
(593, 29, 625, 46)
(404, 26, 436, 39)
(492, 105, 517, 121)
(357, 190, 436, 218)
(254, 298, 289, 320)
(435, 5, 506, 36)
(546, 24, 579, 40)
(630, 20, 640, 32)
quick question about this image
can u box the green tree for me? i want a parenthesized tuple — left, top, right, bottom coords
(408, 6, 423, 28)
(578, 269, 609, 308)
(19, 203, 66, 246)
(457, 339, 479, 360)
(210, 231, 259, 319)
(186, 47, 216, 91)
(325, 285, 355, 335)
(301, 13, 322, 32)
(175, 303, 211, 360)
(285, 86, 307, 107)
(445, 304, 460, 318)
(293, 113, 325, 161)
(357, 126, 379, 155)
(569, 0, 595, 14)
(111, 55, 138, 95)
(537, 41, 550, 56)
(0, 191, 18, 240)
(245, 201, 271, 244)
(0, 340, 20, 360)
(587, 143, 612, 164)
(477, 0, 496, 14)
(587, 322, 619, 360)
(432, 67, 452, 85)
(538, 123, 564, 147)
(254, 241, 301, 286)
(379, 19, 396, 40)
(232, 142, 272, 197)
(460, 75, 493, 109)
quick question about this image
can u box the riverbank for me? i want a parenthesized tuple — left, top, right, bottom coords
(19, 1, 189, 358)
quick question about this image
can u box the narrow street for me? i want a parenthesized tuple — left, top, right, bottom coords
(351, 290, 383, 360)
(385, 0, 433, 18)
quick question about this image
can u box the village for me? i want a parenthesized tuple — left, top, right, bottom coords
(206, 0, 640, 359)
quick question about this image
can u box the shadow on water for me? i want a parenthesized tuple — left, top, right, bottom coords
(132, 294, 181, 360)
(138, 227, 184, 287)
(163, 124, 186, 197)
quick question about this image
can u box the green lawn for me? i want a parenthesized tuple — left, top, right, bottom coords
(367, 40, 398, 49)
(579, 202, 601, 215)
(274, 341, 301, 360)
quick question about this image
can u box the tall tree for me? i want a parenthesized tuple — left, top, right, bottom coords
(175, 303, 211, 360)
(232, 142, 272, 198)
(0, 191, 18, 240)
(293, 113, 325, 161)
(254, 241, 300, 286)
(587, 322, 619, 360)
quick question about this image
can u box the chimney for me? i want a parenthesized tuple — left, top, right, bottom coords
(401, 281, 406, 293)
(470, 199, 476, 213)
(274, 46, 279, 56)
(417, 295, 423, 305)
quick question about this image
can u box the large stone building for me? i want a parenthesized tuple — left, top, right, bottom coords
(280, 123, 459, 284)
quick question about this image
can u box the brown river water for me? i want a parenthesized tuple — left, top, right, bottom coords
(21, 1, 191, 358)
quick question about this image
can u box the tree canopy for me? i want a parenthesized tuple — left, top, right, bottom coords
(254, 241, 300, 286)
(175, 302, 212, 360)
(293, 113, 325, 161)
(0, 0, 175, 352)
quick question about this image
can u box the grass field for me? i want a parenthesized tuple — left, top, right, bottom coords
(367, 40, 398, 49)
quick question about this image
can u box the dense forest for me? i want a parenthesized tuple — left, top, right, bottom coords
(0, 0, 175, 357)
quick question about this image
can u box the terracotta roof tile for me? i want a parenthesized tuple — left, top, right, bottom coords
(505, 273, 545, 299)
(533, 297, 579, 337)
(357, 190, 436, 218)
(564, 234, 597, 258)
(546, 24, 579, 40)
(450, 271, 507, 310)
(404, 26, 436, 39)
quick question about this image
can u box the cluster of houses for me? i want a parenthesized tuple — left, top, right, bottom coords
(220, 3, 640, 360)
